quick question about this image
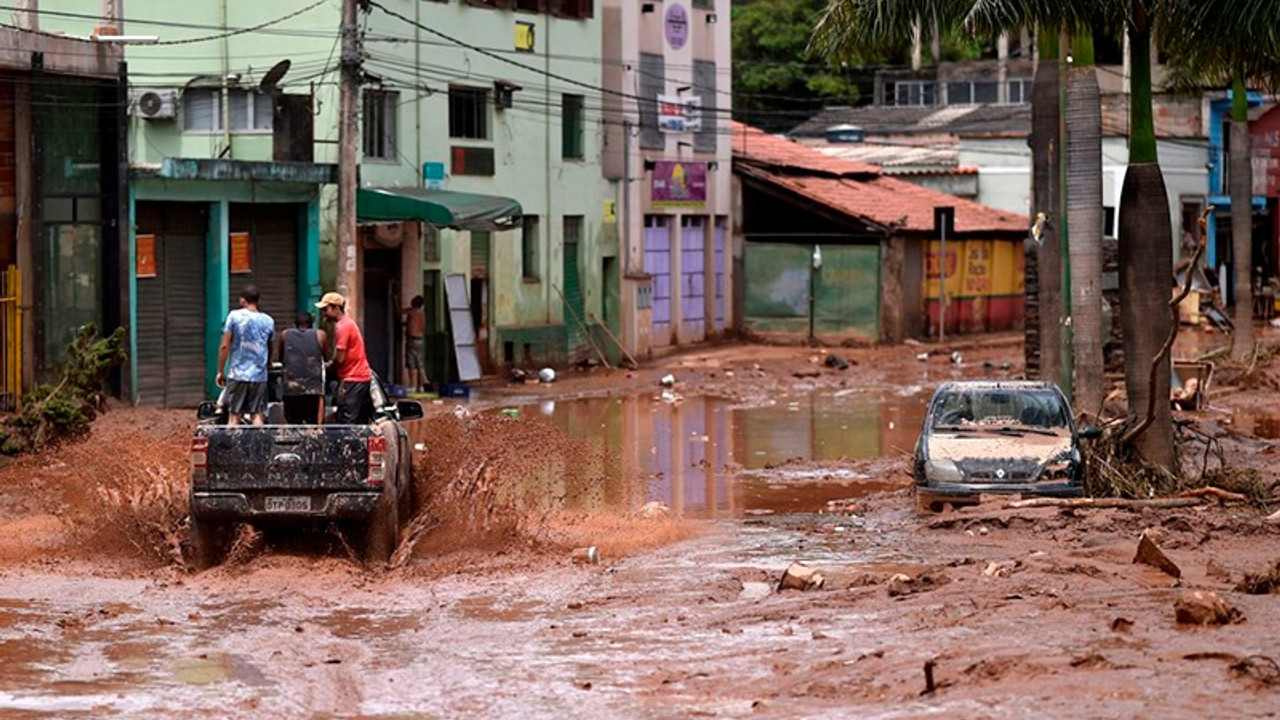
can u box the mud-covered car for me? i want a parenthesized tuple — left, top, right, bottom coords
(913, 380, 1100, 511)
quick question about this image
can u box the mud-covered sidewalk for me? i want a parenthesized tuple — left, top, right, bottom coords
(0, 331, 1277, 718)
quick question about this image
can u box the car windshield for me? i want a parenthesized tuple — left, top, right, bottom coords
(931, 388, 1069, 431)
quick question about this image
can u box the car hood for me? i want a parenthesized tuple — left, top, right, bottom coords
(928, 431, 1072, 464)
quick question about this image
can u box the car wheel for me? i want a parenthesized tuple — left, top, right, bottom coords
(189, 513, 233, 570)
(360, 494, 399, 567)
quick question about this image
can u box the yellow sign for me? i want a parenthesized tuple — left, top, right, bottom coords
(603, 200, 617, 224)
(515, 21, 535, 52)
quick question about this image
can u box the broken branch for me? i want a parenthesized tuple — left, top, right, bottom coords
(1006, 497, 1205, 510)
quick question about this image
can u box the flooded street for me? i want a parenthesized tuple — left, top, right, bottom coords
(0, 339, 1278, 718)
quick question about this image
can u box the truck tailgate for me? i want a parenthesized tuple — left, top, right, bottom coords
(199, 425, 377, 491)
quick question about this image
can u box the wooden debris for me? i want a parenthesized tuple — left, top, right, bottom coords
(1007, 497, 1203, 510)
(1174, 591, 1245, 625)
(778, 561, 825, 592)
(1176, 486, 1247, 502)
(1134, 529, 1181, 578)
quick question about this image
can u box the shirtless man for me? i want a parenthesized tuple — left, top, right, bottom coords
(401, 295, 430, 393)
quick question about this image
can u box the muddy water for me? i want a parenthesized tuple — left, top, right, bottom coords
(509, 390, 927, 517)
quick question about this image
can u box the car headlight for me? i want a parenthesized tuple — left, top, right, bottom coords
(924, 458, 964, 483)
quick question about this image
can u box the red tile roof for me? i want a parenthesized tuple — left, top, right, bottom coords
(732, 122, 1027, 234)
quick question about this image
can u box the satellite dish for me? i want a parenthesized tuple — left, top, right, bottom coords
(259, 59, 291, 91)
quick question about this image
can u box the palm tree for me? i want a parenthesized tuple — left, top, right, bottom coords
(1163, 2, 1280, 361)
(1065, 30, 1104, 418)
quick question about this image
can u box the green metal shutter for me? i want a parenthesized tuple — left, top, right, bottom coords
(813, 245, 880, 341)
(563, 239, 584, 358)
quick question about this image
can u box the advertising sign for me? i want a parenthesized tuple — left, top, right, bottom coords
(664, 3, 689, 50)
(230, 232, 252, 274)
(136, 234, 156, 278)
(658, 95, 703, 133)
(652, 161, 707, 208)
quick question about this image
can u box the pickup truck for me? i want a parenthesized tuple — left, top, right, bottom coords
(188, 376, 424, 569)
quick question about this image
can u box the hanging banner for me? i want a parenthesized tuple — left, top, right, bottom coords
(652, 161, 707, 208)
(136, 234, 157, 278)
(230, 232, 252, 274)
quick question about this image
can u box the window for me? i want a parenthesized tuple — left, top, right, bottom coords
(693, 60, 717, 152)
(449, 86, 489, 139)
(228, 90, 274, 132)
(945, 81, 998, 106)
(183, 88, 221, 132)
(363, 90, 398, 160)
(891, 81, 934, 106)
(638, 52, 665, 150)
(1006, 78, 1032, 104)
(522, 216, 540, 281)
(1103, 206, 1116, 238)
(515, 0, 543, 10)
(563, 215, 583, 246)
(692, 0, 714, 8)
(549, 0, 593, 18)
(562, 94, 584, 159)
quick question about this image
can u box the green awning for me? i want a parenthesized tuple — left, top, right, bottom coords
(357, 187, 523, 231)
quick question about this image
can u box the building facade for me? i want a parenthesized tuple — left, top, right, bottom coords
(33, 0, 624, 405)
(601, 0, 732, 358)
(1, 8, 126, 409)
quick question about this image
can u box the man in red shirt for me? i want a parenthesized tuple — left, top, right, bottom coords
(315, 292, 375, 424)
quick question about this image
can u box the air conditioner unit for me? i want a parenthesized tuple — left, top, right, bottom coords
(132, 89, 178, 120)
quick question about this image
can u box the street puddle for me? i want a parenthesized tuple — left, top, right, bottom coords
(509, 391, 926, 517)
(1235, 411, 1280, 439)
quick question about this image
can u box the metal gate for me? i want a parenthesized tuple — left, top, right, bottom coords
(229, 204, 300, 332)
(743, 241, 881, 341)
(563, 238, 585, 359)
(643, 215, 672, 346)
(680, 216, 706, 340)
(135, 202, 209, 408)
(1, 266, 21, 411)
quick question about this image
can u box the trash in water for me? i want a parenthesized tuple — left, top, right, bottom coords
(659, 374, 676, 387)
(539, 368, 557, 383)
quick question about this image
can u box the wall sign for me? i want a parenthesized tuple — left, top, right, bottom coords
(515, 21, 535, 52)
(136, 234, 156, 278)
(230, 232, 252, 274)
(665, 3, 689, 50)
(652, 161, 707, 208)
(658, 94, 702, 133)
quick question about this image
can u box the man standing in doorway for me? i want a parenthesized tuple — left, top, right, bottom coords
(401, 295, 429, 393)
(316, 292, 374, 424)
(216, 285, 275, 426)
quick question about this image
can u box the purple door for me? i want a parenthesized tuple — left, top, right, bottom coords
(681, 216, 706, 339)
(713, 217, 726, 331)
(643, 215, 672, 345)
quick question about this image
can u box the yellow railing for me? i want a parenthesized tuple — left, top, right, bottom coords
(0, 266, 21, 412)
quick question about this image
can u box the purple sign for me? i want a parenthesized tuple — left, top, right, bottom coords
(652, 161, 707, 208)
(665, 3, 689, 50)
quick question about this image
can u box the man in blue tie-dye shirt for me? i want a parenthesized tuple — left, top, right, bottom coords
(216, 285, 276, 425)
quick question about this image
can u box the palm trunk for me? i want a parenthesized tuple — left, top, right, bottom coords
(1118, 3, 1176, 472)
(1230, 76, 1254, 358)
(1030, 29, 1063, 386)
(1066, 35, 1104, 418)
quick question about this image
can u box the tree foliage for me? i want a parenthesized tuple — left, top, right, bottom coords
(1, 323, 128, 455)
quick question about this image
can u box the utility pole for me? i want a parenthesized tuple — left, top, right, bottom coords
(337, 0, 361, 301)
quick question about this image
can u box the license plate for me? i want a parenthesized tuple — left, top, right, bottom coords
(264, 496, 310, 512)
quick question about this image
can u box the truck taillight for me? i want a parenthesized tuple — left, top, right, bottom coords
(191, 436, 209, 488)
(367, 436, 387, 488)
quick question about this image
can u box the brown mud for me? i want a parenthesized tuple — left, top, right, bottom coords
(0, 331, 1278, 717)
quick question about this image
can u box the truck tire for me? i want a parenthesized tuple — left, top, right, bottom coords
(189, 513, 233, 570)
(360, 496, 399, 566)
